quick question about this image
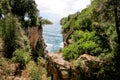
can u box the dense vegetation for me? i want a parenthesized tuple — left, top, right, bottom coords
(61, 0, 119, 60)
(0, 0, 39, 57)
(61, 0, 120, 79)
(0, 0, 120, 79)
(0, 0, 49, 79)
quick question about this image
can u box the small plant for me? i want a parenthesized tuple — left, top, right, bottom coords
(30, 67, 41, 80)
(28, 62, 42, 80)
(12, 49, 31, 68)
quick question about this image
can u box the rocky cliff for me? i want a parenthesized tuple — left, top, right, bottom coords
(0, 25, 48, 79)
(57, 0, 118, 79)
(46, 53, 106, 80)
(27, 26, 47, 60)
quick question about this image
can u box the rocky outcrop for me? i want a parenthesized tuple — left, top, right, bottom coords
(63, 30, 74, 47)
(74, 54, 105, 80)
(28, 27, 40, 49)
(46, 53, 104, 80)
(46, 53, 72, 80)
(27, 26, 47, 60)
(0, 38, 4, 55)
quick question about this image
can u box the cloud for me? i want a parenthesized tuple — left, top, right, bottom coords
(35, 0, 91, 22)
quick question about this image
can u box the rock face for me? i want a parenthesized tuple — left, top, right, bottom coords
(0, 38, 4, 55)
(27, 26, 47, 60)
(46, 53, 104, 80)
(77, 54, 103, 71)
(74, 54, 104, 80)
(46, 53, 72, 80)
(28, 27, 41, 49)
(63, 31, 74, 47)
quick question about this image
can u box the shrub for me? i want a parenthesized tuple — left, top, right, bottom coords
(2, 14, 20, 58)
(12, 49, 31, 68)
(62, 31, 107, 60)
(30, 67, 42, 80)
(62, 43, 81, 60)
(28, 61, 42, 80)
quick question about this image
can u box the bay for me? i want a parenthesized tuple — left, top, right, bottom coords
(43, 23, 63, 52)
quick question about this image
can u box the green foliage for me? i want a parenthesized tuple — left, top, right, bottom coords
(28, 57, 48, 80)
(62, 43, 79, 60)
(61, 0, 120, 79)
(10, 0, 38, 18)
(61, 0, 116, 61)
(41, 18, 53, 25)
(62, 31, 100, 60)
(0, 0, 47, 79)
(62, 21, 70, 31)
(30, 69, 41, 80)
(0, 0, 11, 16)
(17, 31, 31, 53)
(0, 0, 40, 27)
(0, 0, 51, 28)
(29, 62, 42, 80)
(0, 55, 17, 78)
(1, 14, 20, 58)
(12, 49, 31, 66)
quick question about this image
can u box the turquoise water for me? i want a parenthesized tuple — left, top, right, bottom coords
(43, 23, 63, 52)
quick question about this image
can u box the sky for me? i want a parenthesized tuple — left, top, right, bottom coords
(35, 0, 91, 23)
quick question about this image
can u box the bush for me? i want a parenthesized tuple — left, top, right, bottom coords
(28, 61, 42, 80)
(12, 49, 31, 67)
(62, 43, 81, 60)
(62, 31, 107, 60)
(1, 14, 20, 58)
(30, 67, 42, 80)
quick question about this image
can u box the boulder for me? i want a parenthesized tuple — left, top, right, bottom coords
(74, 54, 104, 80)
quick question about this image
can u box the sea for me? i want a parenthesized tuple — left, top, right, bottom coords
(43, 23, 63, 53)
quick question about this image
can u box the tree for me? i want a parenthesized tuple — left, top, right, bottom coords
(0, 0, 11, 18)
(41, 18, 53, 25)
(9, 0, 38, 26)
